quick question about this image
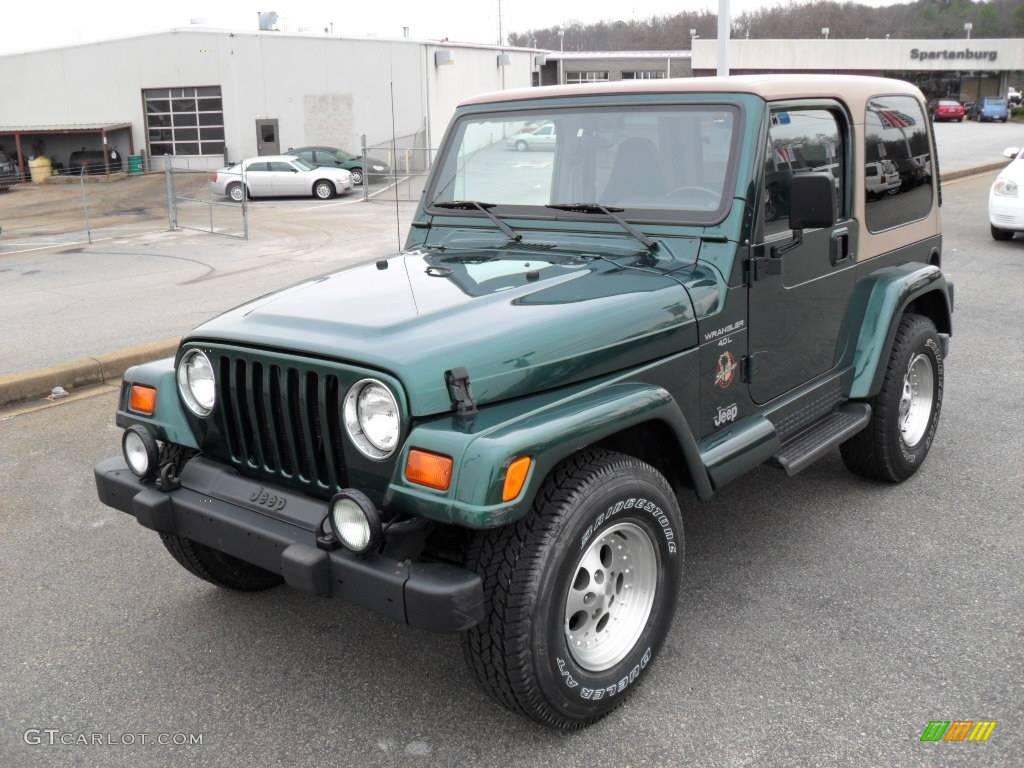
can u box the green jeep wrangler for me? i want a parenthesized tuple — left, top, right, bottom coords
(95, 75, 952, 729)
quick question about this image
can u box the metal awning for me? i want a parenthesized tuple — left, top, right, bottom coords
(0, 122, 134, 179)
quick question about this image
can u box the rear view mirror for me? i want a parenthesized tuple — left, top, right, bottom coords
(788, 173, 836, 230)
(1004, 147, 1021, 159)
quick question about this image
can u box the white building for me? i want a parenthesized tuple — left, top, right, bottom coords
(0, 28, 537, 175)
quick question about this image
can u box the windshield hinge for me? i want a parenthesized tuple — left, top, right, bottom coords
(444, 367, 478, 416)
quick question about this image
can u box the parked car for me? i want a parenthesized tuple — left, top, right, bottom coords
(68, 149, 123, 175)
(287, 146, 389, 186)
(96, 75, 953, 730)
(989, 145, 1024, 240)
(208, 155, 353, 201)
(968, 97, 1009, 122)
(865, 161, 901, 197)
(506, 122, 557, 151)
(0, 149, 19, 188)
(1008, 86, 1021, 106)
(929, 98, 965, 122)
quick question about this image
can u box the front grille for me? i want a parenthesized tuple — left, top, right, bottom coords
(215, 354, 348, 493)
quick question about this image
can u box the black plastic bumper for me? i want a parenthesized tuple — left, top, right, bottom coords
(94, 456, 483, 633)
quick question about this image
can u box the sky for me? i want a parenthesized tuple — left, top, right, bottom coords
(0, 0, 906, 54)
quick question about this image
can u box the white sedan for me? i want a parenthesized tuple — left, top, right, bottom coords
(209, 155, 353, 202)
(990, 146, 1024, 240)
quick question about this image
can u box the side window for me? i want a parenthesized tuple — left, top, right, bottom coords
(295, 150, 313, 162)
(268, 161, 294, 172)
(312, 150, 331, 163)
(246, 162, 269, 172)
(864, 95, 933, 232)
(763, 108, 844, 237)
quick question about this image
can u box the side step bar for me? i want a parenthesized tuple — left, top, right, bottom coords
(771, 403, 872, 476)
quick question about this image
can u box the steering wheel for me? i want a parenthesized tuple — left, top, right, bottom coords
(665, 185, 721, 206)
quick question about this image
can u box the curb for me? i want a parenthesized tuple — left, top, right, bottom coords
(940, 160, 1008, 182)
(0, 338, 179, 409)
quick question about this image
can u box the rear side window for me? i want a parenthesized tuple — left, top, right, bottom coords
(864, 95, 933, 232)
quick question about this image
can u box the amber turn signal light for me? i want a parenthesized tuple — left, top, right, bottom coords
(502, 456, 532, 502)
(129, 384, 157, 415)
(406, 449, 453, 491)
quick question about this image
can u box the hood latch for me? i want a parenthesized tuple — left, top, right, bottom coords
(444, 367, 478, 416)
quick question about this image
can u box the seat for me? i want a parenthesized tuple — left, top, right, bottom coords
(599, 137, 665, 206)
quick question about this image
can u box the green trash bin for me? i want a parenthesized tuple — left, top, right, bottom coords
(127, 155, 144, 175)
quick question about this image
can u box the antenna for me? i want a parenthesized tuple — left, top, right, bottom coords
(389, 69, 401, 252)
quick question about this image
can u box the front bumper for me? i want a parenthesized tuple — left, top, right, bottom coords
(94, 456, 483, 633)
(989, 195, 1024, 231)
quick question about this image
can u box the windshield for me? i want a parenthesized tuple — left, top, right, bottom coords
(428, 104, 740, 223)
(291, 157, 315, 171)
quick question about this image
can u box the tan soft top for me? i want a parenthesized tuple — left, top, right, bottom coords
(460, 74, 923, 109)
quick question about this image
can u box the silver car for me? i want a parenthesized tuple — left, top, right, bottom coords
(209, 155, 353, 201)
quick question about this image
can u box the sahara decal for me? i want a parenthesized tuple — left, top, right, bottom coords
(714, 351, 738, 389)
(714, 403, 739, 428)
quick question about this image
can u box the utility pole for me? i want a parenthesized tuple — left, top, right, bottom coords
(717, 0, 730, 76)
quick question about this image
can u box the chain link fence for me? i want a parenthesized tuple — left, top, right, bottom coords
(0, 164, 246, 252)
(361, 133, 438, 203)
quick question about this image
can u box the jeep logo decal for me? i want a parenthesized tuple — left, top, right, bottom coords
(249, 486, 287, 511)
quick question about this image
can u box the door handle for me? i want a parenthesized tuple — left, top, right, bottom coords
(830, 226, 851, 265)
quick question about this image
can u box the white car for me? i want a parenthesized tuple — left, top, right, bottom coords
(990, 146, 1024, 241)
(865, 161, 901, 198)
(209, 155, 353, 202)
(506, 122, 557, 152)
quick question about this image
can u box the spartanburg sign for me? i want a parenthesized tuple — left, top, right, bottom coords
(910, 48, 998, 62)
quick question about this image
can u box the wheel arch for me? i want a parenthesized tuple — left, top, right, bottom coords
(847, 262, 952, 400)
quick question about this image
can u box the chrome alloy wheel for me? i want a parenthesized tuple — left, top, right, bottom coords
(564, 521, 658, 672)
(899, 352, 935, 448)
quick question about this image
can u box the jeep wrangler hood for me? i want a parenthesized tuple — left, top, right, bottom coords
(185, 249, 717, 417)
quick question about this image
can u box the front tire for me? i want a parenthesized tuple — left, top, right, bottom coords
(462, 449, 684, 729)
(313, 179, 335, 199)
(840, 313, 944, 482)
(991, 224, 1014, 241)
(350, 167, 363, 185)
(159, 534, 283, 591)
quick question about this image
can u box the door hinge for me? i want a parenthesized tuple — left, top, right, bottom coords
(742, 354, 758, 383)
(747, 255, 782, 282)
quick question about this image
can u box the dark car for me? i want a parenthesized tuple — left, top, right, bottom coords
(288, 146, 389, 185)
(0, 150, 19, 188)
(929, 98, 965, 122)
(68, 149, 123, 175)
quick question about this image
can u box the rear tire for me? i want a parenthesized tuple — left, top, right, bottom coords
(840, 313, 943, 483)
(159, 534, 283, 591)
(227, 182, 245, 203)
(991, 225, 1014, 241)
(462, 449, 684, 729)
(313, 179, 335, 199)
(515, 140, 529, 152)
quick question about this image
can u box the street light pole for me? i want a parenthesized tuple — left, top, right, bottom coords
(964, 22, 972, 40)
(717, 0, 730, 77)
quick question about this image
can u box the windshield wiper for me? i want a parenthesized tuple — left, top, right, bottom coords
(433, 200, 522, 243)
(546, 203, 658, 254)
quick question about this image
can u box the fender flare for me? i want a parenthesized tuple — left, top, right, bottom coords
(114, 357, 199, 449)
(847, 263, 952, 400)
(387, 382, 712, 529)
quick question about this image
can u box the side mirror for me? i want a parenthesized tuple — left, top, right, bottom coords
(788, 173, 836, 230)
(1003, 147, 1020, 160)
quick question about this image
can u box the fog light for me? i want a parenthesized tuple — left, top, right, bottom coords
(329, 490, 382, 554)
(122, 425, 159, 480)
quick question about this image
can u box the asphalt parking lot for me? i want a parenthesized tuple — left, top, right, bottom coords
(0, 171, 1020, 767)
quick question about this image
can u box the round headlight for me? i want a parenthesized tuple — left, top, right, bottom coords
(122, 425, 159, 480)
(344, 379, 400, 459)
(177, 350, 216, 416)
